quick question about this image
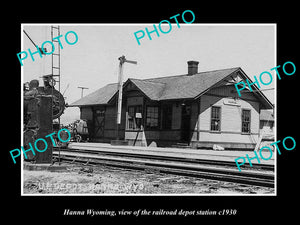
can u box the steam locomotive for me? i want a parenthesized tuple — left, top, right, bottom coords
(23, 75, 66, 163)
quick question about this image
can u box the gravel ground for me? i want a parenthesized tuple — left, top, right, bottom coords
(23, 163, 275, 195)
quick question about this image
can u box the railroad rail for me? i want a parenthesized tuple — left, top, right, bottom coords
(56, 143, 274, 170)
(53, 145, 275, 188)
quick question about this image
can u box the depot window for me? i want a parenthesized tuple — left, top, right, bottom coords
(210, 106, 221, 131)
(146, 106, 159, 129)
(241, 109, 251, 133)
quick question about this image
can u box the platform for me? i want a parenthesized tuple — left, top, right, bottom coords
(67, 142, 275, 166)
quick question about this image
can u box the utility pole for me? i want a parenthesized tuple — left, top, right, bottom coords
(116, 55, 137, 140)
(78, 86, 89, 98)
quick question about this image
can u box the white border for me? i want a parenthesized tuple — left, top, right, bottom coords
(20, 23, 277, 197)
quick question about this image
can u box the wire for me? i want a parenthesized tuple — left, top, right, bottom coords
(23, 30, 39, 47)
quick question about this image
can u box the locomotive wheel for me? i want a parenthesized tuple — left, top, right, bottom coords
(43, 88, 65, 119)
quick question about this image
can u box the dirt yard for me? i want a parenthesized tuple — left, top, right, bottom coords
(23, 163, 275, 195)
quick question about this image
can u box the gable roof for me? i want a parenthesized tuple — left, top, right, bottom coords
(145, 67, 239, 100)
(129, 78, 166, 101)
(70, 67, 273, 109)
(109, 67, 240, 103)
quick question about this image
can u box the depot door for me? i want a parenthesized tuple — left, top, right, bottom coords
(181, 104, 191, 143)
(93, 108, 105, 139)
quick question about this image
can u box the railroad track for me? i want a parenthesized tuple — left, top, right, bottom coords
(53, 146, 274, 188)
(57, 143, 274, 170)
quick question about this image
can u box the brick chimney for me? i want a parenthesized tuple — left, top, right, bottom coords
(187, 61, 199, 75)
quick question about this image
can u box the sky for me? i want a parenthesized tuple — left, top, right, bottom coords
(22, 24, 276, 124)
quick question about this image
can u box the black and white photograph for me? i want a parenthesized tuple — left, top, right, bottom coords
(21, 24, 276, 196)
(5, 6, 298, 223)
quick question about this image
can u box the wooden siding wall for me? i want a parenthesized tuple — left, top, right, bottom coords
(80, 107, 92, 120)
(195, 85, 260, 146)
(80, 105, 126, 141)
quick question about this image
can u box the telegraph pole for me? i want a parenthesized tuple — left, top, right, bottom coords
(78, 86, 89, 98)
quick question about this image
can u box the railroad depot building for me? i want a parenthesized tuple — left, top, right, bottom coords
(70, 61, 273, 150)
